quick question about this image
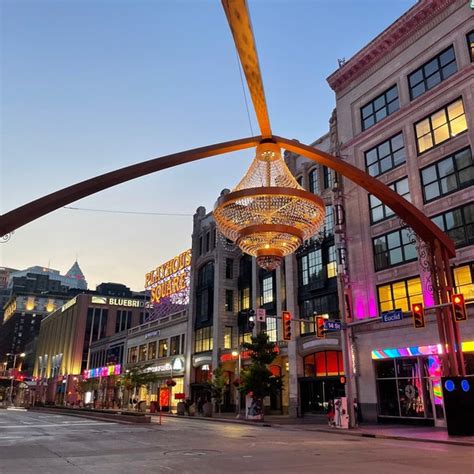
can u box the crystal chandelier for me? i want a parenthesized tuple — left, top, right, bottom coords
(214, 142, 325, 271)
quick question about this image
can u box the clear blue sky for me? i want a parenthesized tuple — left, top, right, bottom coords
(1, 0, 415, 290)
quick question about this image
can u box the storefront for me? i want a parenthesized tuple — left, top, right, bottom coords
(300, 350, 345, 414)
(372, 341, 474, 426)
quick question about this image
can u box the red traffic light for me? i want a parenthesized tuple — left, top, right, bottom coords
(282, 311, 292, 340)
(451, 293, 467, 322)
(411, 302, 425, 329)
(316, 316, 325, 338)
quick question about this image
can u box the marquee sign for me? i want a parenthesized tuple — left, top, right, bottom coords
(83, 364, 121, 379)
(145, 250, 191, 316)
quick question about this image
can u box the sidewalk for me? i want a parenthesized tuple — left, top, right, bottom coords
(156, 412, 474, 447)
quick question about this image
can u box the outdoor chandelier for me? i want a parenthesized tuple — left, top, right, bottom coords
(214, 142, 325, 271)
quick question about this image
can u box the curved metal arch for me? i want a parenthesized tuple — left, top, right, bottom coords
(0, 136, 261, 236)
(1, 134, 455, 258)
(274, 136, 455, 257)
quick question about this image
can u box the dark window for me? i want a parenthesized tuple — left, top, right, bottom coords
(432, 203, 473, 248)
(225, 289, 234, 312)
(99, 309, 108, 340)
(261, 276, 273, 304)
(213, 228, 217, 249)
(299, 249, 323, 286)
(225, 258, 233, 279)
(365, 132, 405, 177)
(415, 98, 467, 154)
(361, 85, 399, 131)
(299, 294, 339, 335)
(170, 335, 180, 355)
(309, 168, 319, 194)
(324, 204, 334, 237)
(467, 30, 474, 62)
(369, 177, 410, 224)
(148, 341, 157, 360)
(408, 46, 457, 100)
(296, 176, 303, 186)
(205, 232, 210, 252)
(373, 228, 417, 271)
(323, 166, 333, 189)
(199, 236, 203, 256)
(196, 261, 214, 324)
(158, 339, 168, 358)
(421, 147, 473, 202)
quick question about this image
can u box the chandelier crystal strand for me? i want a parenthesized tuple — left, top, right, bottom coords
(214, 143, 325, 270)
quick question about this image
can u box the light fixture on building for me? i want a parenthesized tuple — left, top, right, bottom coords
(214, 142, 325, 271)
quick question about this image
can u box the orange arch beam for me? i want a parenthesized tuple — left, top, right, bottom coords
(0, 136, 261, 236)
(0, 135, 455, 258)
(275, 136, 455, 257)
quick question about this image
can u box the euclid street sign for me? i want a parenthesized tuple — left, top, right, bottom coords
(381, 309, 403, 323)
(324, 320, 342, 331)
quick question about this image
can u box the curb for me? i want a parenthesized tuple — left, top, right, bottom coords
(157, 413, 474, 447)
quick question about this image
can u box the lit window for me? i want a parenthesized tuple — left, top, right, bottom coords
(454, 264, 474, 301)
(148, 341, 157, 360)
(240, 287, 250, 310)
(139, 344, 147, 362)
(408, 46, 457, 100)
(194, 326, 213, 353)
(421, 147, 473, 203)
(377, 277, 423, 313)
(170, 335, 180, 356)
(415, 98, 467, 154)
(373, 228, 417, 271)
(369, 177, 410, 224)
(327, 245, 337, 278)
(158, 339, 168, 358)
(361, 85, 399, 131)
(223, 326, 232, 349)
(365, 132, 406, 177)
(265, 317, 277, 342)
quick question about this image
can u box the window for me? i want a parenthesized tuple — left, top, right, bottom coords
(225, 289, 234, 312)
(361, 85, 399, 130)
(421, 147, 473, 202)
(223, 326, 232, 349)
(377, 277, 423, 313)
(196, 261, 214, 323)
(408, 46, 457, 100)
(261, 276, 273, 304)
(205, 232, 210, 252)
(199, 236, 203, 256)
(466, 30, 473, 62)
(265, 317, 277, 342)
(225, 258, 233, 279)
(373, 228, 417, 271)
(432, 203, 473, 248)
(300, 294, 339, 335)
(239, 332, 252, 345)
(300, 249, 323, 286)
(369, 177, 410, 224)
(415, 98, 467, 154)
(213, 228, 217, 249)
(194, 326, 213, 353)
(309, 168, 319, 194)
(148, 341, 157, 360)
(327, 245, 337, 278)
(365, 132, 405, 177)
(115, 310, 132, 333)
(323, 166, 333, 189)
(240, 287, 250, 311)
(139, 344, 147, 362)
(304, 351, 344, 377)
(296, 176, 303, 186)
(170, 335, 180, 356)
(454, 264, 474, 301)
(158, 339, 168, 358)
(324, 205, 334, 236)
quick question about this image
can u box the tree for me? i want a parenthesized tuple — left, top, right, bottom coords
(208, 366, 227, 414)
(239, 333, 283, 420)
(119, 364, 161, 410)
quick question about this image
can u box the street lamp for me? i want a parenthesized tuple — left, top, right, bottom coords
(6, 352, 26, 406)
(232, 349, 242, 417)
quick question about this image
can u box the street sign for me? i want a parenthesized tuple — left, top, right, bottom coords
(323, 320, 342, 331)
(256, 308, 266, 322)
(381, 309, 403, 323)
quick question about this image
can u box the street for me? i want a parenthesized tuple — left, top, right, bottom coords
(0, 410, 472, 473)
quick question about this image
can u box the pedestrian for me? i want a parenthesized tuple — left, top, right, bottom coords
(327, 399, 335, 427)
(353, 397, 361, 427)
(197, 397, 203, 415)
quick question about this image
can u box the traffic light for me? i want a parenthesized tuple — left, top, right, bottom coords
(451, 293, 467, 322)
(282, 311, 292, 340)
(411, 303, 425, 329)
(316, 316, 325, 338)
(248, 309, 255, 330)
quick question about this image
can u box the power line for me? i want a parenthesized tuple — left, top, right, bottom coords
(63, 206, 193, 217)
(235, 48, 254, 136)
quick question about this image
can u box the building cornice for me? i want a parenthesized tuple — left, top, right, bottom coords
(327, 0, 458, 93)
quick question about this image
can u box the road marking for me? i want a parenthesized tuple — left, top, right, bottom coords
(0, 422, 116, 428)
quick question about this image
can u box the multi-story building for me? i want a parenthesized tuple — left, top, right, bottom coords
(325, 0, 473, 426)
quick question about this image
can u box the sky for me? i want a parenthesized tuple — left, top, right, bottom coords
(1, 0, 416, 291)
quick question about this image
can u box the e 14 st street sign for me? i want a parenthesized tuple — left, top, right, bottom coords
(381, 309, 403, 323)
(323, 320, 342, 331)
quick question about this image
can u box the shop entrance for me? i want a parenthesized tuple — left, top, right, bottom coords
(300, 377, 345, 414)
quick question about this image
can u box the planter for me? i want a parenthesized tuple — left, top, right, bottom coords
(202, 401, 213, 417)
(176, 402, 185, 416)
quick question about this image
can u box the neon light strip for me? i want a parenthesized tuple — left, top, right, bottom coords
(371, 341, 474, 359)
(83, 364, 121, 379)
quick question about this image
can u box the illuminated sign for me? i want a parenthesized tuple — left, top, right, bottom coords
(145, 357, 185, 374)
(145, 249, 191, 305)
(91, 296, 142, 307)
(83, 364, 121, 379)
(3, 299, 17, 322)
(61, 296, 77, 312)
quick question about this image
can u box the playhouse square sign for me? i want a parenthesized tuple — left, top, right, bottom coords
(145, 249, 191, 304)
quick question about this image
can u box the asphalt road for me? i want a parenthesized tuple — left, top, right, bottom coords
(0, 409, 472, 473)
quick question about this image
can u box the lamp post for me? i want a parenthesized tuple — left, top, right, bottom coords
(232, 349, 242, 417)
(7, 352, 26, 406)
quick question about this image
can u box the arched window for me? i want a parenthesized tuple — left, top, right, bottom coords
(303, 351, 344, 377)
